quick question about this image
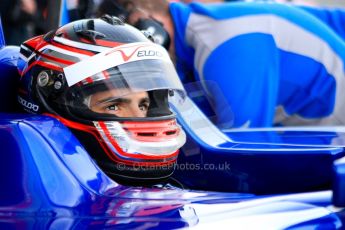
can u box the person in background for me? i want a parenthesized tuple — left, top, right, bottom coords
(67, 0, 95, 21)
(0, 0, 37, 45)
(0, 0, 51, 45)
(107, 0, 345, 128)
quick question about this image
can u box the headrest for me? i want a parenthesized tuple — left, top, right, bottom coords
(0, 46, 20, 112)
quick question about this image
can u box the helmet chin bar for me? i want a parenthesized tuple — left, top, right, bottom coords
(94, 119, 186, 157)
(47, 113, 185, 183)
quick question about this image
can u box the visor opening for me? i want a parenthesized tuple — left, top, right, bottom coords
(165, 130, 177, 135)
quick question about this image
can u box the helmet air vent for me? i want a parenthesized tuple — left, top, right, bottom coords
(76, 29, 106, 44)
(100, 14, 124, 26)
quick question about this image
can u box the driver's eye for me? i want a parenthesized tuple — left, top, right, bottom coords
(139, 103, 149, 111)
(106, 104, 119, 111)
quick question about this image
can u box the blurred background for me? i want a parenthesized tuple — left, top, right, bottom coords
(1, 0, 345, 46)
(274, 0, 345, 6)
(280, 0, 345, 6)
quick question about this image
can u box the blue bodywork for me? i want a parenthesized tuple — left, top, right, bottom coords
(1, 45, 345, 228)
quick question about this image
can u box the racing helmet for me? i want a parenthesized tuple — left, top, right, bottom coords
(17, 15, 186, 183)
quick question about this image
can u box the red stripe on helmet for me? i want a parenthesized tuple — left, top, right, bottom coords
(21, 60, 63, 76)
(51, 40, 95, 56)
(79, 37, 93, 44)
(78, 38, 124, 48)
(95, 39, 124, 47)
(102, 70, 109, 79)
(74, 37, 124, 47)
(85, 77, 94, 84)
(38, 52, 76, 66)
(25, 35, 48, 50)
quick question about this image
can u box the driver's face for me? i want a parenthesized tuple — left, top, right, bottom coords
(89, 89, 150, 117)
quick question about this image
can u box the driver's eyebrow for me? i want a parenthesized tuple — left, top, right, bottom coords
(139, 97, 150, 104)
(95, 97, 131, 106)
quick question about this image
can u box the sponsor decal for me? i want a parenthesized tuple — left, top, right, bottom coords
(63, 42, 171, 87)
(18, 95, 39, 112)
(137, 50, 163, 58)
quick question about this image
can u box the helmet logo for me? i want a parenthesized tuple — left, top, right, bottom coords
(137, 50, 163, 58)
(105, 44, 145, 62)
(18, 95, 39, 112)
(63, 42, 172, 87)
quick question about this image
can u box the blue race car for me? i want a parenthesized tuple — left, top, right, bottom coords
(1, 22, 345, 230)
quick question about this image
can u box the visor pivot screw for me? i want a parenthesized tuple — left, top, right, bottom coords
(169, 90, 174, 97)
(57, 73, 64, 80)
(54, 81, 62, 90)
(37, 71, 50, 87)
